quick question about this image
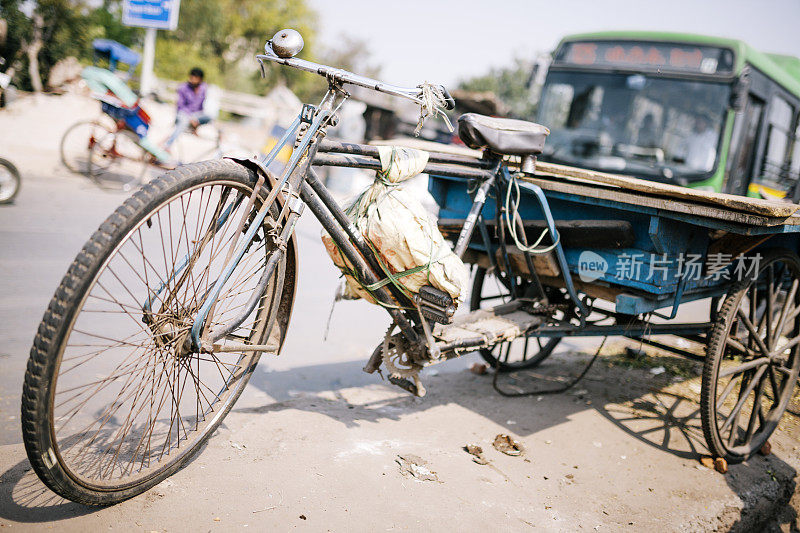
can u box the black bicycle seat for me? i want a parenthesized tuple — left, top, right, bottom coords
(458, 113, 549, 156)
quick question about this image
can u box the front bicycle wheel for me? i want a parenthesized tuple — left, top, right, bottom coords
(22, 160, 289, 505)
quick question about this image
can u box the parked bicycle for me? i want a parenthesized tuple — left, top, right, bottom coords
(22, 29, 800, 506)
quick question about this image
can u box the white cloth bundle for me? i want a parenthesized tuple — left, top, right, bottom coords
(322, 146, 469, 305)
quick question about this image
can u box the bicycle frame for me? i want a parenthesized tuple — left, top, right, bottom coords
(167, 76, 588, 358)
(185, 86, 426, 352)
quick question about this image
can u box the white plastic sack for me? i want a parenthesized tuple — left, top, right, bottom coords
(322, 146, 469, 305)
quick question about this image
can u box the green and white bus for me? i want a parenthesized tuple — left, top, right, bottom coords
(536, 32, 800, 200)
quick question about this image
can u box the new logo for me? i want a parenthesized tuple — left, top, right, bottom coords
(578, 251, 608, 282)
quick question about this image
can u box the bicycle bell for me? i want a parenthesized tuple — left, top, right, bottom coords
(270, 29, 304, 58)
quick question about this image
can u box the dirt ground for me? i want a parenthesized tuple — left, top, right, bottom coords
(0, 92, 798, 531)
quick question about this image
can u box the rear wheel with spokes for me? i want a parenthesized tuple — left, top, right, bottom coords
(22, 160, 290, 504)
(470, 266, 569, 370)
(701, 249, 800, 463)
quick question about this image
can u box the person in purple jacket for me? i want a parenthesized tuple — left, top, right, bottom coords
(164, 67, 211, 149)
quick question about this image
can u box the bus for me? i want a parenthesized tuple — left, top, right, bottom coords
(535, 32, 800, 200)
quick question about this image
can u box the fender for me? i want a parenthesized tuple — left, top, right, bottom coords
(226, 157, 300, 355)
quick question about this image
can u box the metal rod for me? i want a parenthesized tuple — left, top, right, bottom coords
(212, 343, 278, 354)
(259, 116, 301, 167)
(495, 174, 516, 296)
(142, 195, 239, 314)
(624, 336, 706, 362)
(191, 110, 329, 349)
(257, 49, 429, 107)
(209, 218, 292, 343)
(454, 175, 495, 257)
(318, 139, 494, 169)
(312, 153, 493, 181)
(477, 215, 498, 272)
(513, 204, 548, 303)
(534, 322, 713, 338)
(515, 176, 587, 322)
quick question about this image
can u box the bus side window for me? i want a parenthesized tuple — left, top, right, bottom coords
(755, 96, 795, 198)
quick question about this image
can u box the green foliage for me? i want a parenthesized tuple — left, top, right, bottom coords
(87, 0, 141, 48)
(156, 0, 319, 98)
(36, 0, 91, 61)
(458, 57, 537, 119)
(0, 0, 31, 66)
(154, 40, 225, 86)
(1, 0, 372, 101)
(0, 0, 141, 91)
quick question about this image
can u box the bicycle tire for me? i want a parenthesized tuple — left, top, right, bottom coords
(22, 160, 290, 505)
(0, 157, 21, 204)
(60, 120, 112, 175)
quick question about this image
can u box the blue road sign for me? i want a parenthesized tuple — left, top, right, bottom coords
(122, 0, 181, 31)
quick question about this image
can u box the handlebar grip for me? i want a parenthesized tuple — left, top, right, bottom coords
(439, 85, 456, 110)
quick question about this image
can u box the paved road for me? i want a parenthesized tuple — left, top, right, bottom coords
(0, 94, 798, 531)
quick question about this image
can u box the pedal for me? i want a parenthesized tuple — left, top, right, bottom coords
(414, 285, 456, 324)
(388, 375, 420, 396)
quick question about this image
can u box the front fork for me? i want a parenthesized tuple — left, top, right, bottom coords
(143, 109, 312, 355)
(187, 111, 326, 353)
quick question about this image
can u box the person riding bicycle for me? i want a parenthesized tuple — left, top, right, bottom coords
(163, 67, 212, 150)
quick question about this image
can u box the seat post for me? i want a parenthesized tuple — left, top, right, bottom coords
(521, 154, 537, 174)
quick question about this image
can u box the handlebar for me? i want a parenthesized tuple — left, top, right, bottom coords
(256, 33, 455, 111)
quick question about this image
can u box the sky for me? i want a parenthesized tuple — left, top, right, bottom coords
(307, 0, 800, 88)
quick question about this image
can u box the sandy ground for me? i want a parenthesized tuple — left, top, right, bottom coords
(0, 92, 798, 531)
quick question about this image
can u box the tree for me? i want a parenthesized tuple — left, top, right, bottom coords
(87, 0, 141, 47)
(0, 0, 32, 79)
(0, 0, 376, 100)
(155, 0, 319, 97)
(30, 0, 93, 90)
(0, 0, 139, 91)
(26, 13, 44, 92)
(458, 57, 538, 119)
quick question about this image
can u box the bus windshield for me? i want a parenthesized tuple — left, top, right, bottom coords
(536, 71, 731, 183)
